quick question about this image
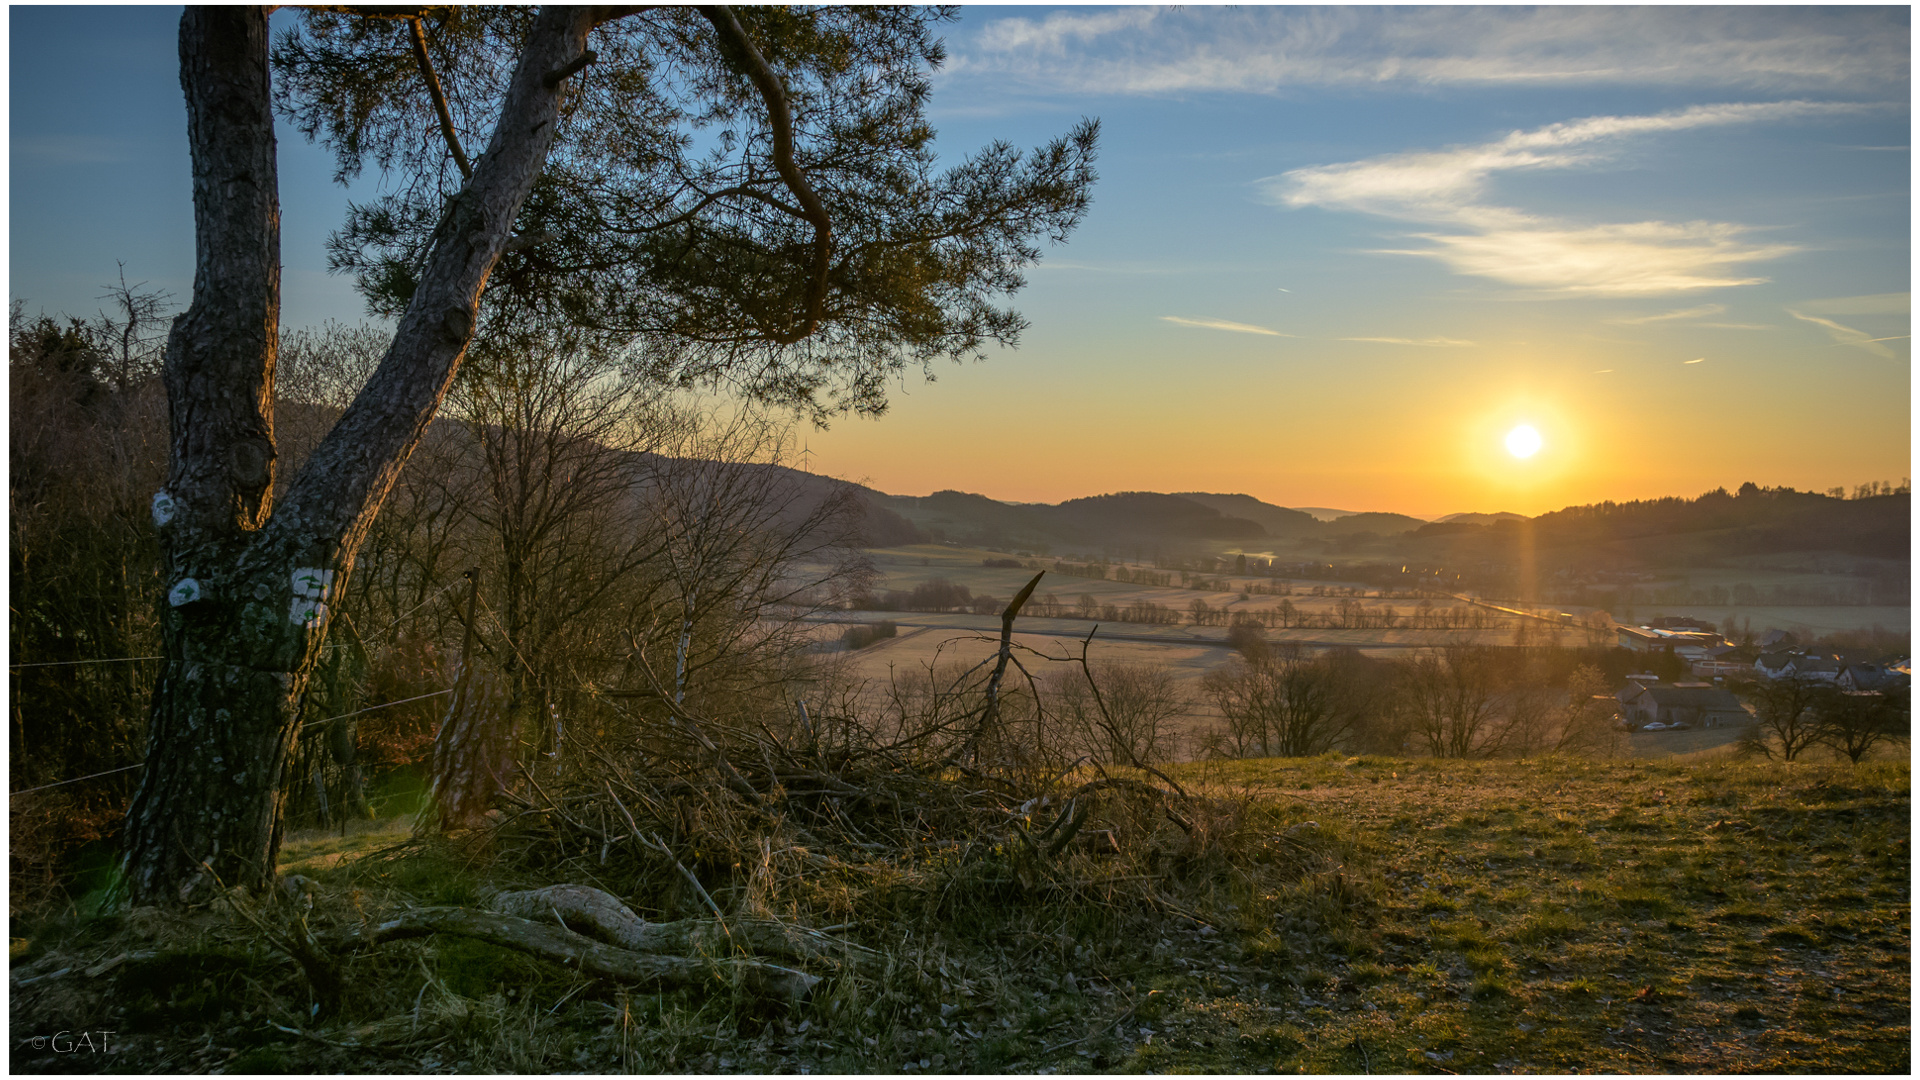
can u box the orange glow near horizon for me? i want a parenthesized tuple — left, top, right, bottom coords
(795, 327, 1908, 520)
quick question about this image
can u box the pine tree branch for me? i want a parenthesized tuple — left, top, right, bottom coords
(408, 16, 471, 180)
(697, 5, 832, 344)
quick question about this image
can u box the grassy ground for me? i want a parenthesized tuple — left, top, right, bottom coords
(1122, 754, 1911, 1073)
(10, 756, 1907, 1073)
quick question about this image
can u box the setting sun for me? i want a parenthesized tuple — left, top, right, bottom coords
(1505, 424, 1544, 459)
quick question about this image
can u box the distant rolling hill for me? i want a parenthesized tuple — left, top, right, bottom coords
(1181, 494, 1428, 537)
(880, 488, 1431, 551)
(1320, 510, 1430, 536)
(884, 490, 1047, 547)
(1176, 493, 1323, 538)
(1400, 485, 1910, 568)
(886, 490, 1263, 549)
(629, 453, 927, 548)
(862, 480, 1908, 572)
(1291, 506, 1361, 522)
(1044, 492, 1265, 542)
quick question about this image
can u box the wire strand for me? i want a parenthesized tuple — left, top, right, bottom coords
(12, 578, 464, 669)
(299, 688, 454, 730)
(10, 655, 163, 669)
(12, 689, 457, 797)
(11, 763, 145, 796)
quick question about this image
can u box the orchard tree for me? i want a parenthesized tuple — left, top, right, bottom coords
(1735, 675, 1830, 761)
(1816, 686, 1908, 764)
(122, 4, 1097, 904)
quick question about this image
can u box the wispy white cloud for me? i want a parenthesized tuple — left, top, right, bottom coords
(948, 7, 1909, 97)
(972, 8, 1162, 55)
(1268, 104, 1851, 295)
(1160, 315, 1291, 337)
(1339, 336, 1474, 347)
(1610, 304, 1726, 324)
(1378, 219, 1790, 295)
(1788, 310, 1904, 358)
(1697, 322, 1776, 331)
(1796, 292, 1910, 316)
(1277, 102, 1862, 223)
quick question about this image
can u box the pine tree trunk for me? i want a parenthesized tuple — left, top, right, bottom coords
(121, 4, 597, 904)
(120, 650, 305, 900)
(120, 6, 295, 904)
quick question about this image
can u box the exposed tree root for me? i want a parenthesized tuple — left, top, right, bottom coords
(488, 884, 882, 971)
(318, 906, 819, 1002)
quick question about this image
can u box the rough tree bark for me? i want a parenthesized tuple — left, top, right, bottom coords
(120, 5, 600, 904)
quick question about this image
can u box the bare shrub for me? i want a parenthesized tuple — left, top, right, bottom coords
(1551, 664, 1628, 758)
(1048, 660, 1189, 766)
(1203, 645, 1371, 758)
(1396, 646, 1512, 759)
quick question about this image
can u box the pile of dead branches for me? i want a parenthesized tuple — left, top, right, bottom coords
(287, 576, 1239, 1010)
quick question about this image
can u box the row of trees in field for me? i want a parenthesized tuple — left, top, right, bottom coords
(945, 634, 1908, 769)
(849, 579, 1552, 635)
(1201, 637, 1629, 762)
(1043, 557, 1449, 600)
(855, 639, 1639, 770)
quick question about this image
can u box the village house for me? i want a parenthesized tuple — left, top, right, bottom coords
(1616, 624, 1724, 663)
(1837, 663, 1907, 693)
(1617, 681, 1750, 729)
(1786, 656, 1841, 682)
(1692, 643, 1754, 679)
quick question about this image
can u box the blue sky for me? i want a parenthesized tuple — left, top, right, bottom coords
(10, 6, 1911, 516)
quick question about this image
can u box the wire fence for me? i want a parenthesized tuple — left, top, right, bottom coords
(8, 577, 467, 671)
(10, 688, 458, 798)
(10, 655, 163, 669)
(10, 574, 475, 795)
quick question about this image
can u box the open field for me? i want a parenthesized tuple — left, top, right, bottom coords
(1625, 724, 1750, 760)
(868, 545, 1441, 614)
(869, 543, 1910, 641)
(857, 544, 1590, 643)
(816, 614, 1581, 758)
(828, 622, 1234, 682)
(13, 756, 1905, 1073)
(818, 614, 1567, 669)
(1633, 606, 1910, 636)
